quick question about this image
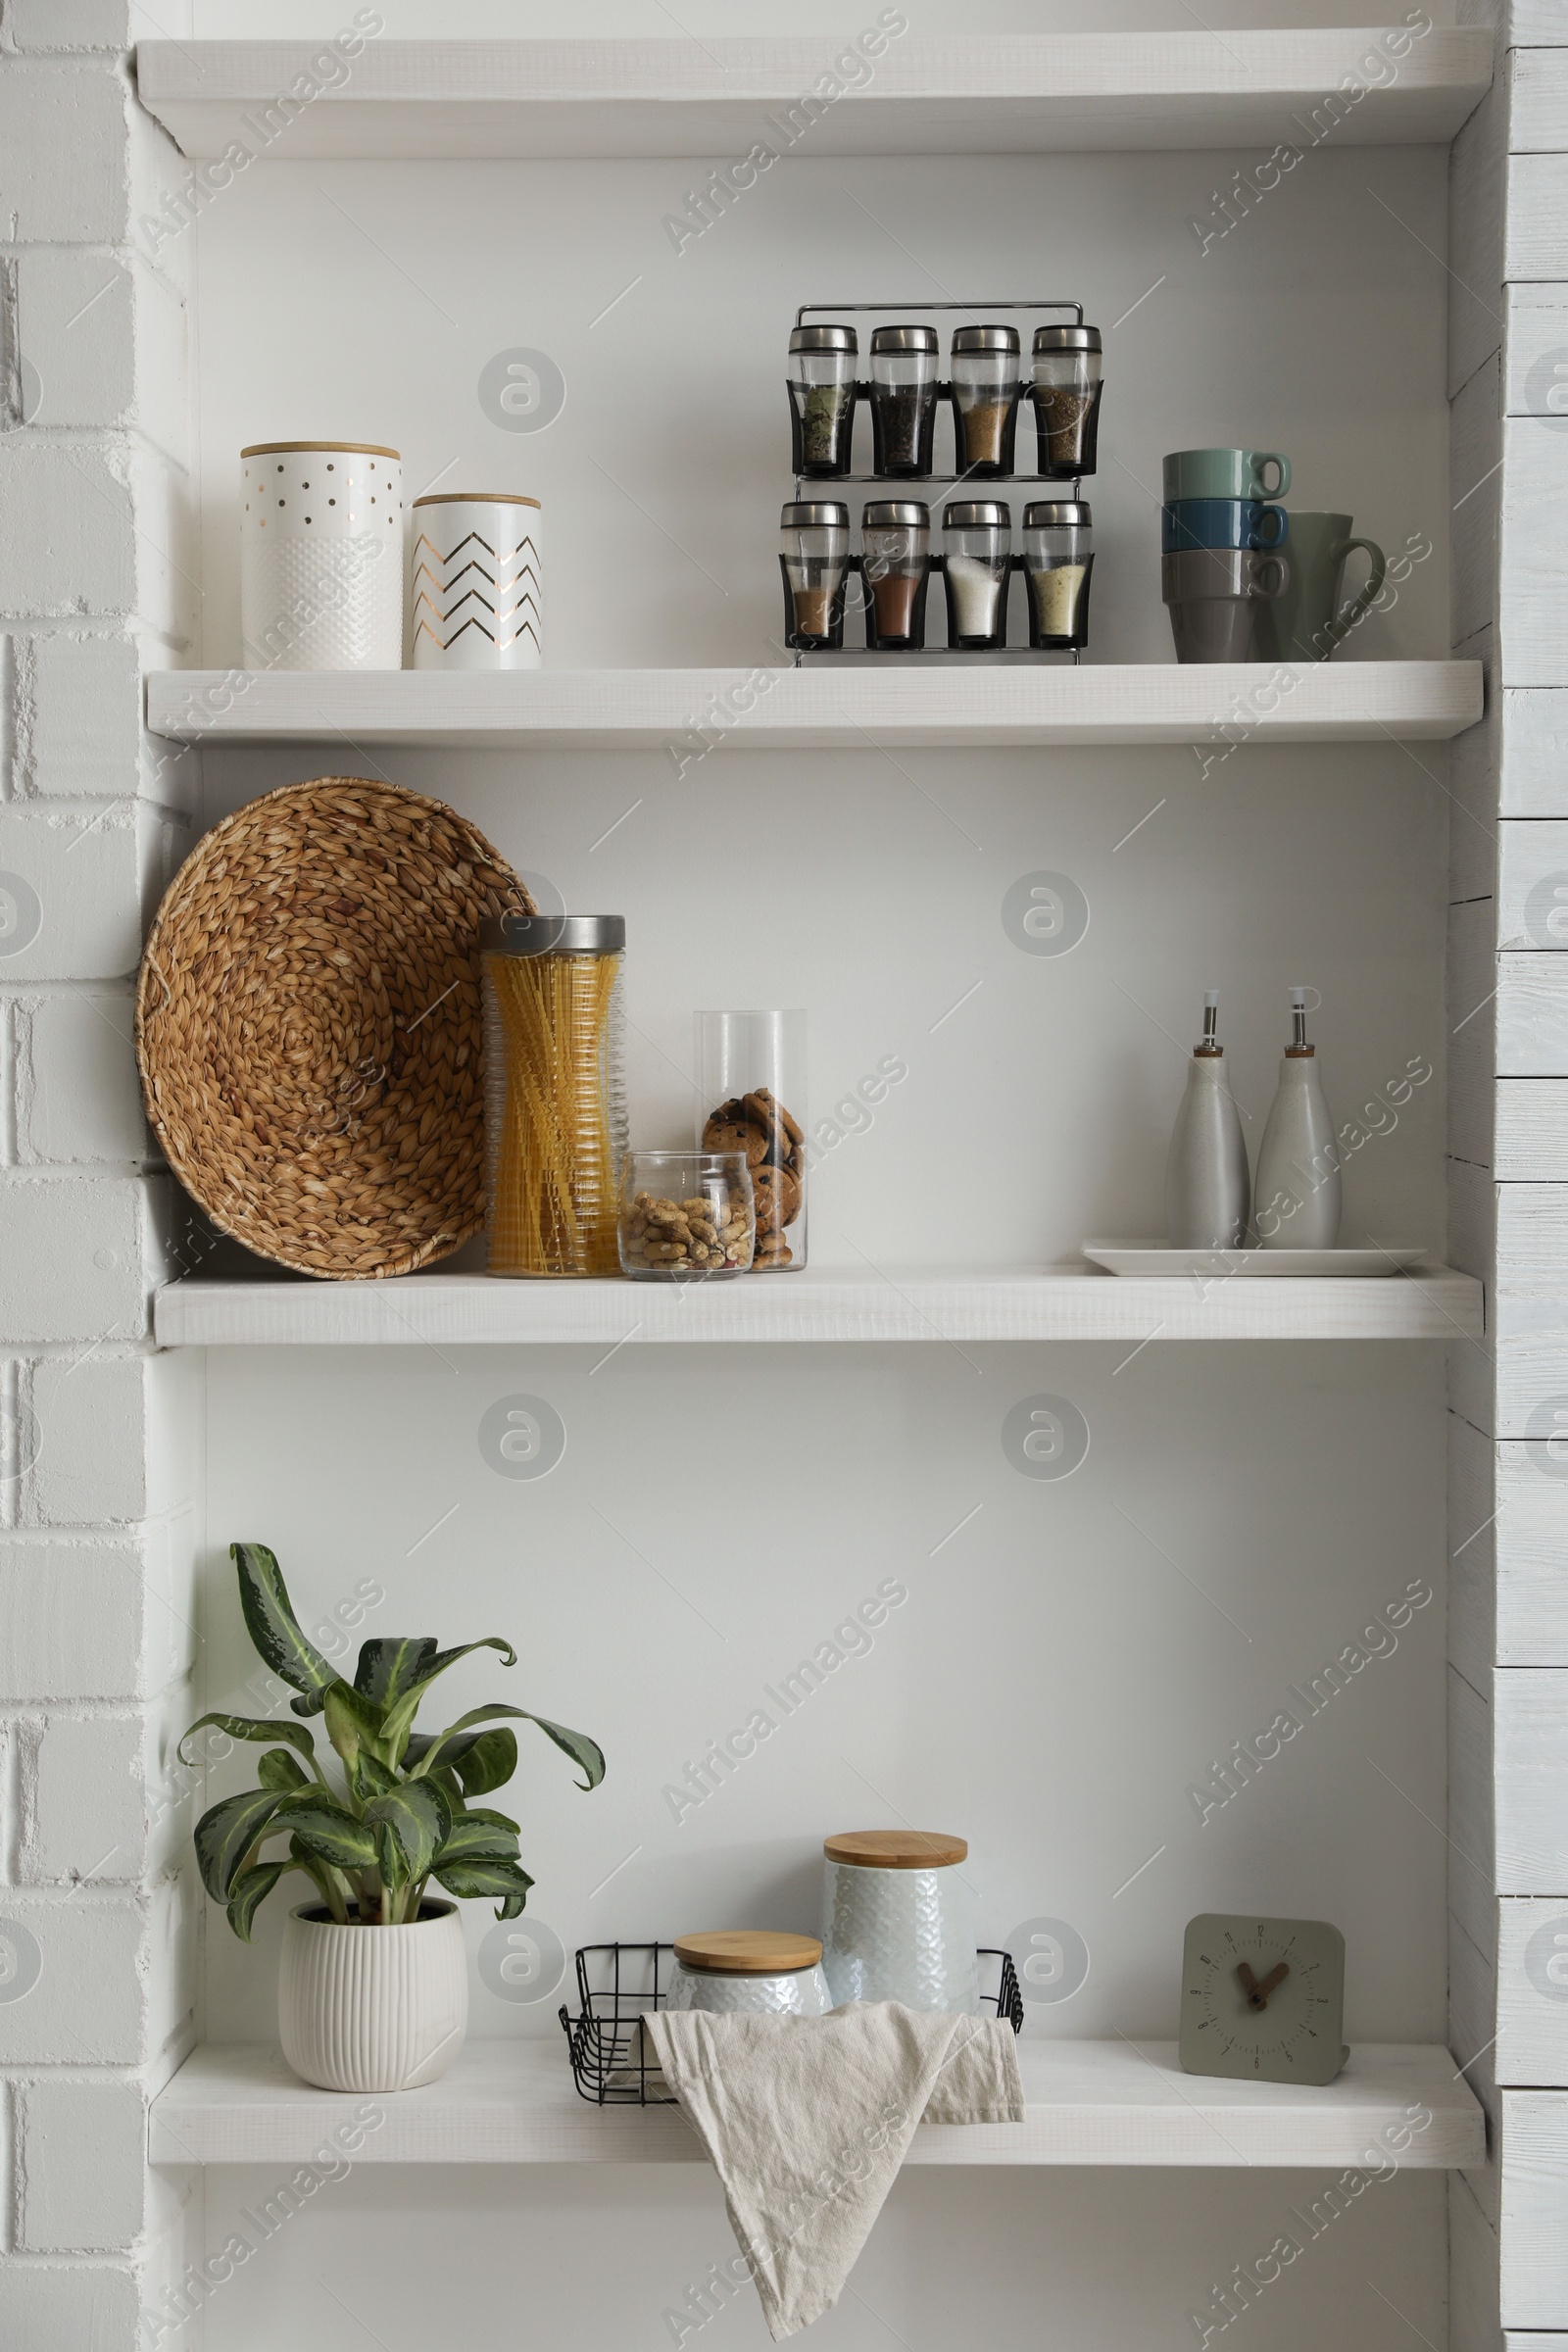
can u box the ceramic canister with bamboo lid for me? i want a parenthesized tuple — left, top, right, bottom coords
(240, 441, 404, 669)
(819, 1831, 978, 2013)
(665, 1932, 833, 2016)
(410, 493, 542, 670)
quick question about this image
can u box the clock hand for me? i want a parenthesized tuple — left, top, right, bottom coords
(1236, 1962, 1259, 1997)
(1241, 1961, 1291, 2012)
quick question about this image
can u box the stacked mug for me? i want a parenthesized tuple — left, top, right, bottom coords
(1161, 448, 1291, 663)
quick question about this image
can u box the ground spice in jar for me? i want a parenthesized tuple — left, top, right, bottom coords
(1030, 564, 1087, 639)
(1036, 388, 1093, 467)
(792, 582, 833, 637)
(872, 386, 927, 471)
(956, 398, 1011, 470)
(872, 568, 921, 639)
(946, 554, 1004, 639)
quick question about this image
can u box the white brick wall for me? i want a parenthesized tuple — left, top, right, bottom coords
(1448, 17, 1568, 2348)
(0, 10, 199, 2340)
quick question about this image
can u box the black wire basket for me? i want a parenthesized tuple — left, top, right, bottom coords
(559, 1942, 1023, 2107)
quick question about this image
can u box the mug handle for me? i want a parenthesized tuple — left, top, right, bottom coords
(1321, 536, 1387, 651)
(1254, 556, 1290, 599)
(1252, 454, 1291, 498)
(1254, 506, 1289, 550)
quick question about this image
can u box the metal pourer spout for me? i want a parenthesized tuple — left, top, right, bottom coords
(1196, 989, 1222, 1055)
(1287, 984, 1314, 1056)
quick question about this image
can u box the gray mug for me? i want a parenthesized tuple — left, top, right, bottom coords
(1253, 513, 1386, 662)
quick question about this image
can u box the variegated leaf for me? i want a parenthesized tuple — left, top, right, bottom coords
(286, 1800, 378, 1874)
(376, 1640, 519, 1757)
(226, 1859, 291, 1941)
(416, 1705, 605, 1791)
(432, 1856, 535, 1920)
(324, 1679, 390, 1773)
(178, 1711, 317, 1770)
(434, 1812, 520, 1867)
(231, 1543, 340, 1719)
(363, 1780, 451, 1886)
(353, 1638, 437, 1707)
(193, 1788, 295, 1901)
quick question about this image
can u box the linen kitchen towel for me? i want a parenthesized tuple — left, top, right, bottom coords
(644, 2001, 1023, 2338)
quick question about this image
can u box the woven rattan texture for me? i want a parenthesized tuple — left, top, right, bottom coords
(136, 776, 531, 1279)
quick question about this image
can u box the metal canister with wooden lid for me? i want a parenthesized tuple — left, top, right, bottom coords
(818, 1831, 978, 2013)
(665, 1931, 834, 2016)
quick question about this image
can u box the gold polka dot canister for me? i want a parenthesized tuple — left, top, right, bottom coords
(240, 441, 404, 670)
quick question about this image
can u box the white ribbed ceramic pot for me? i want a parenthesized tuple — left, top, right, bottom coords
(240, 441, 404, 670)
(820, 1848, 978, 2014)
(278, 1902, 468, 2091)
(410, 493, 542, 669)
(665, 1960, 833, 2017)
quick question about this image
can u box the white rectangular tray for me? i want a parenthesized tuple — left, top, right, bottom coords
(1081, 1243, 1428, 1279)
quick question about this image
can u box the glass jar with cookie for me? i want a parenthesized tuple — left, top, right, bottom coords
(695, 1009, 808, 1271)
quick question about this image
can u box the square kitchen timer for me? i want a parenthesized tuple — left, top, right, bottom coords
(1178, 1914, 1348, 2085)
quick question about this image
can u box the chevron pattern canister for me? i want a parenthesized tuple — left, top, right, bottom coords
(411, 493, 543, 670)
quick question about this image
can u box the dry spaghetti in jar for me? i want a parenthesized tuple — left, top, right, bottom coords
(481, 914, 626, 1276)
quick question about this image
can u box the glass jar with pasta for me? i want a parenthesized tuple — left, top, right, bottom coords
(481, 913, 627, 1277)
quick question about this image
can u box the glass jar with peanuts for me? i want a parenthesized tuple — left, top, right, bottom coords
(618, 1152, 756, 1281)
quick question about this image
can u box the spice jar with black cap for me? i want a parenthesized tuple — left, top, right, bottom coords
(859, 501, 932, 651)
(787, 323, 858, 478)
(941, 500, 1012, 650)
(868, 324, 940, 477)
(1030, 323, 1103, 477)
(779, 501, 852, 651)
(950, 324, 1023, 476)
(1020, 501, 1094, 650)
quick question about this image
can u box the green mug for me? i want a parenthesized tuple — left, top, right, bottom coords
(1162, 447, 1291, 501)
(1253, 513, 1387, 662)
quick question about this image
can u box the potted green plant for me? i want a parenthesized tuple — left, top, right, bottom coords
(182, 1542, 605, 2092)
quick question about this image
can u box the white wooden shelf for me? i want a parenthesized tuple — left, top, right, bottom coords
(136, 34, 1492, 162)
(149, 2039, 1483, 2170)
(153, 1267, 1484, 1348)
(145, 662, 1483, 754)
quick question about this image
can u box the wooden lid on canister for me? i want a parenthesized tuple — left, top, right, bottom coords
(823, 1831, 967, 1870)
(673, 1931, 822, 1975)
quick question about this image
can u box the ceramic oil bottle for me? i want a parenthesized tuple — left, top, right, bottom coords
(1164, 991, 1250, 1249)
(1254, 986, 1341, 1249)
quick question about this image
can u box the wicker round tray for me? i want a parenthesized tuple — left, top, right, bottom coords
(136, 776, 532, 1280)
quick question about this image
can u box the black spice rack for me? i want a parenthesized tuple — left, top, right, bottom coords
(784, 299, 1099, 663)
(790, 301, 1094, 491)
(559, 1942, 1024, 2107)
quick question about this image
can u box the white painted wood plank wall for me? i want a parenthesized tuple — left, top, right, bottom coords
(1450, 11, 1568, 2341)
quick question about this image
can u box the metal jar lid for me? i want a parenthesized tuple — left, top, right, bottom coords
(952, 323, 1021, 353)
(1033, 324, 1102, 354)
(1023, 501, 1093, 528)
(789, 322, 858, 354)
(781, 501, 851, 528)
(862, 500, 931, 529)
(869, 323, 939, 354)
(480, 913, 625, 956)
(943, 500, 1011, 529)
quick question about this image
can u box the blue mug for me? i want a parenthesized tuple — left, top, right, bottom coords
(1162, 497, 1289, 554)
